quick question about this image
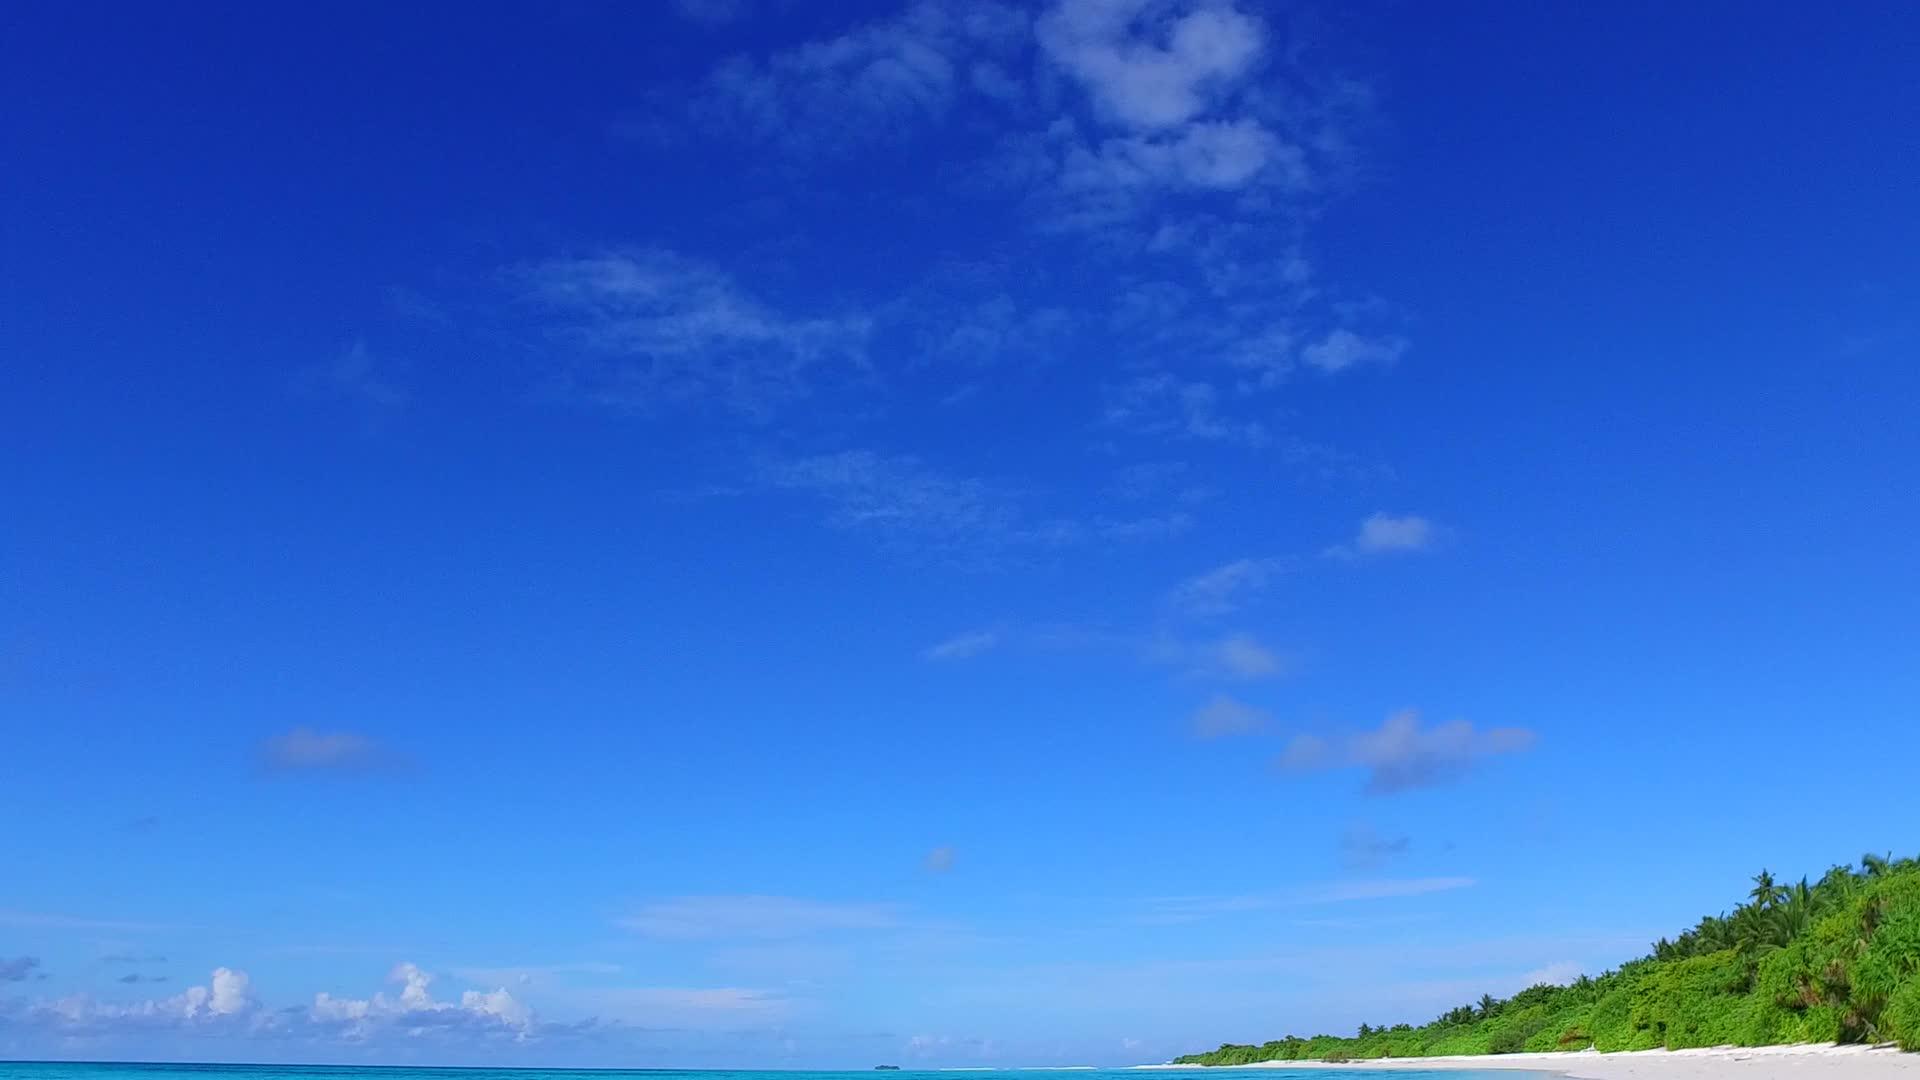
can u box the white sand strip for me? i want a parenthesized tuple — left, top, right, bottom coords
(1133, 1044, 1920, 1079)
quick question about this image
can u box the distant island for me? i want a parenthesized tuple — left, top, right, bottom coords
(874, 1066, 901, 1071)
(1175, 853, 1920, 1064)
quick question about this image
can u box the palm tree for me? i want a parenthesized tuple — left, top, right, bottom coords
(1863, 852, 1893, 879)
(1478, 993, 1499, 1019)
(1750, 869, 1784, 908)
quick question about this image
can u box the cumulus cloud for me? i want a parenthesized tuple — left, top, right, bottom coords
(21, 967, 259, 1034)
(1037, 0, 1265, 131)
(1325, 512, 1435, 559)
(258, 728, 389, 774)
(309, 962, 533, 1041)
(525, 250, 872, 418)
(923, 630, 999, 661)
(1280, 709, 1537, 794)
(1189, 693, 1269, 738)
(619, 896, 903, 940)
(0, 964, 602, 1051)
(1167, 556, 1291, 616)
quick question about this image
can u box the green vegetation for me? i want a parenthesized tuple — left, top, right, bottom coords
(1174, 854, 1920, 1064)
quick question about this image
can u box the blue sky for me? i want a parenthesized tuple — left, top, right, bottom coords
(3, 0, 1918, 1068)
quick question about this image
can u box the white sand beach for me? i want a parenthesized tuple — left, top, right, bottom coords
(1136, 1044, 1920, 1079)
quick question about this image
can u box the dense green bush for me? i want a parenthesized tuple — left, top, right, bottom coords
(1173, 855, 1920, 1066)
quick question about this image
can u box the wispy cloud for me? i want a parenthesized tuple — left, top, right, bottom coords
(1167, 556, 1291, 616)
(1102, 375, 1270, 447)
(450, 962, 623, 988)
(1151, 632, 1293, 680)
(0, 910, 178, 933)
(671, 0, 746, 27)
(300, 340, 407, 415)
(1188, 693, 1269, 738)
(258, 727, 396, 775)
(761, 450, 1077, 560)
(1139, 876, 1475, 923)
(1340, 823, 1411, 870)
(1, 956, 42, 982)
(524, 249, 871, 418)
(618, 896, 904, 940)
(684, 2, 1028, 154)
(1280, 709, 1537, 794)
(923, 630, 1000, 661)
(1302, 328, 1408, 373)
(1325, 512, 1437, 559)
(924, 845, 957, 873)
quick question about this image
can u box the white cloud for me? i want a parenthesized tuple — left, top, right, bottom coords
(762, 450, 1078, 558)
(450, 962, 622, 989)
(1150, 632, 1291, 680)
(1061, 118, 1299, 192)
(1325, 512, 1436, 558)
(1037, 0, 1265, 131)
(303, 341, 407, 412)
(690, 2, 1029, 151)
(1280, 709, 1537, 794)
(21, 967, 258, 1031)
(592, 986, 788, 1013)
(1211, 632, 1286, 679)
(258, 728, 387, 773)
(525, 250, 871, 417)
(618, 896, 903, 940)
(1140, 876, 1475, 922)
(924, 630, 999, 661)
(0, 909, 177, 932)
(309, 962, 533, 1040)
(1167, 556, 1290, 616)
(1516, 961, 1585, 989)
(1103, 375, 1269, 447)
(1297, 877, 1477, 903)
(1301, 328, 1407, 373)
(1189, 693, 1268, 738)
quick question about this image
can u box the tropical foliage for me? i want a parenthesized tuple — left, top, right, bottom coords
(1174, 854, 1920, 1064)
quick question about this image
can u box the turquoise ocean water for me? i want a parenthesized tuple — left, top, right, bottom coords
(0, 1065, 1543, 1080)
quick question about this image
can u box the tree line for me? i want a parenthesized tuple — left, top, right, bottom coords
(1174, 853, 1920, 1063)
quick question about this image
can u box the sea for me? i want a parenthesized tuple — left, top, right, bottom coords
(0, 1064, 1540, 1080)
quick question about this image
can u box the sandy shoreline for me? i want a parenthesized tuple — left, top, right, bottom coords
(1132, 1044, 1920, 1079)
